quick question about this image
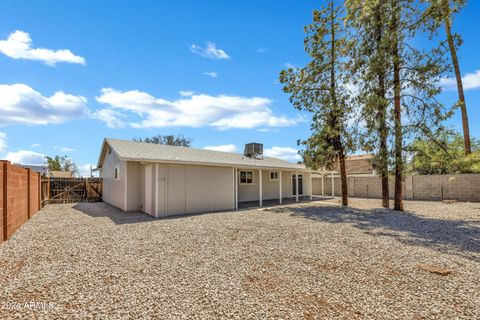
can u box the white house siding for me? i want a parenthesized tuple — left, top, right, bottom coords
(126, 162, 144, 211)
(101, 150, 126, 211)
(185, 165, 234, 215)
(238, 170, 260, 202)
(150, 163, 234, 217)
(166, 164, 187, 215)
(261, 170, 283, 200)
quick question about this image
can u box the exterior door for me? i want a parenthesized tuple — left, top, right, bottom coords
(144, 165, 152, 215)
(292, 174, 303, 196)
(156, 164, 167, 217)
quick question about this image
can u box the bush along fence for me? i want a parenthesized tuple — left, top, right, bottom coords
(312, 173, 480, 202)
(1, 160, 41, 243)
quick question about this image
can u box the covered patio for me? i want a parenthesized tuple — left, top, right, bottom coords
(233, 168, 313, 210)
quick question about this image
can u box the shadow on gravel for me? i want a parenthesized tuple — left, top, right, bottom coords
(72, 202, 155, 225)
(72, 202, 231, 224)
(264, 205, 480, 262)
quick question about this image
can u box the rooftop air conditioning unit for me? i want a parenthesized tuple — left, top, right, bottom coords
(244, 142, 263, 159)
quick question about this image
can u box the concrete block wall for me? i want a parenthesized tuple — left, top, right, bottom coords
(5, 164, 29, 240)
(312, 174, 480, 202)
(1, 161, 42, 243)
(29, 170, 41, 216)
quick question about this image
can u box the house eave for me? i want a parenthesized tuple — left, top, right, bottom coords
(122, 158, 311, 172)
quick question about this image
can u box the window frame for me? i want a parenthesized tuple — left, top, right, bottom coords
(114, 167, 120, 180)
(239, 170, 254, 185)
(269, 171, 279, 181)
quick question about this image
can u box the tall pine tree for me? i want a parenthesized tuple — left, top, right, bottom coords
(427, 0, 471, 155)
(346, 0, 391, 208)
(280, 0, 354, 206)
(348, 0, 449, 210)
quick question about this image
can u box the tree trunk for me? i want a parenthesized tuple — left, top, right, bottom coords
(329, 2, 348, 206)
(379, 115, 390, 208)
(391, 1, 403, 211)
(338, 147, 348, 206)
(374, 7, 389, 208)
(444, 1, 471, 155)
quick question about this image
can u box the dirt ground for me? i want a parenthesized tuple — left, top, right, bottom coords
(0, 199, 478, 319)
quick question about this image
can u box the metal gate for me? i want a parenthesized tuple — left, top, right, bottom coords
(42, 178, 102, 204)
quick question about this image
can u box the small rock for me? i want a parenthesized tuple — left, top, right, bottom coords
(442, 200, 457, 204)
(417, 263, 452, 276)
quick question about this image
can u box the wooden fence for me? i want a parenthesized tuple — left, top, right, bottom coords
(42, 177, 102, 204)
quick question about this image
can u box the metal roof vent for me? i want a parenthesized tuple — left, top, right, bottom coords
(244, 142, 263, 159)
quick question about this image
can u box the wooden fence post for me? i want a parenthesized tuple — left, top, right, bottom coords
(46, 176, 50, 205)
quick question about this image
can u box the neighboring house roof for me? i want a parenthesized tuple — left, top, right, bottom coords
(312, 154, 376, 176)
(345, 154, 374, 161)
(98, 138, 308, 171)
(18, 164, 49, 176)
(50, 170, 74, 178)
(330, 154, 375, 175)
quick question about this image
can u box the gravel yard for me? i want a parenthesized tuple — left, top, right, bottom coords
(0, 199, 479, 319)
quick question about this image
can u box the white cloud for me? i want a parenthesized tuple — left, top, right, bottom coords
(32, 143, 41, 148)
(179, 90, 194, 97)
(54, 146, 76, 152)
(264, 146, 301, 162)
(5, 150, 45, 165)
(0, 30, 85, 66)
(440, 69, 480, 91)
(78, 163, 97, 177)
(256, 48, 268, 53)
(0, 132, 7, 152)
(96, 88, 301, 130)
(203, 144, 237, 153)
(190, 42, 230, 59)
(0, 83, 88, 126)
(204, 71, 218, 78)
(93, 108, 125, 128)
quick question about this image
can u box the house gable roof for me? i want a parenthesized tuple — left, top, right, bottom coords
(97, 138, 308, 171)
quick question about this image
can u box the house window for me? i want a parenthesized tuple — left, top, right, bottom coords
(114, 167, 119, 180)
(270, 171, 279, 180)
(239, 171, 253, 185)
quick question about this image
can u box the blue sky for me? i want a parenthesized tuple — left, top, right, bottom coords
(0, 0, 479, 176)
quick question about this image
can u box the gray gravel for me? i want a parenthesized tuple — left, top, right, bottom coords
(0, 199, 479, 319)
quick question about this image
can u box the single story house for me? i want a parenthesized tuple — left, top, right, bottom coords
(18, 164, 49, 176)
(333, 154, 376, 176)
(97, 138, 313, 218)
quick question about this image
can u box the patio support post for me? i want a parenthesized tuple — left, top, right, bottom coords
(309, 172, 312, 200)
(235, 169, 238, 210)
(279, 170, 282, 204)
(232, 168, 236, 210)
(295, 171, 299, 202)
(321, 173, 324, 197)
(155, 164, 159, 217)
(331, 172, 334, 198)
(259, 169, 263, 207)
(124, 162, 128, 211)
